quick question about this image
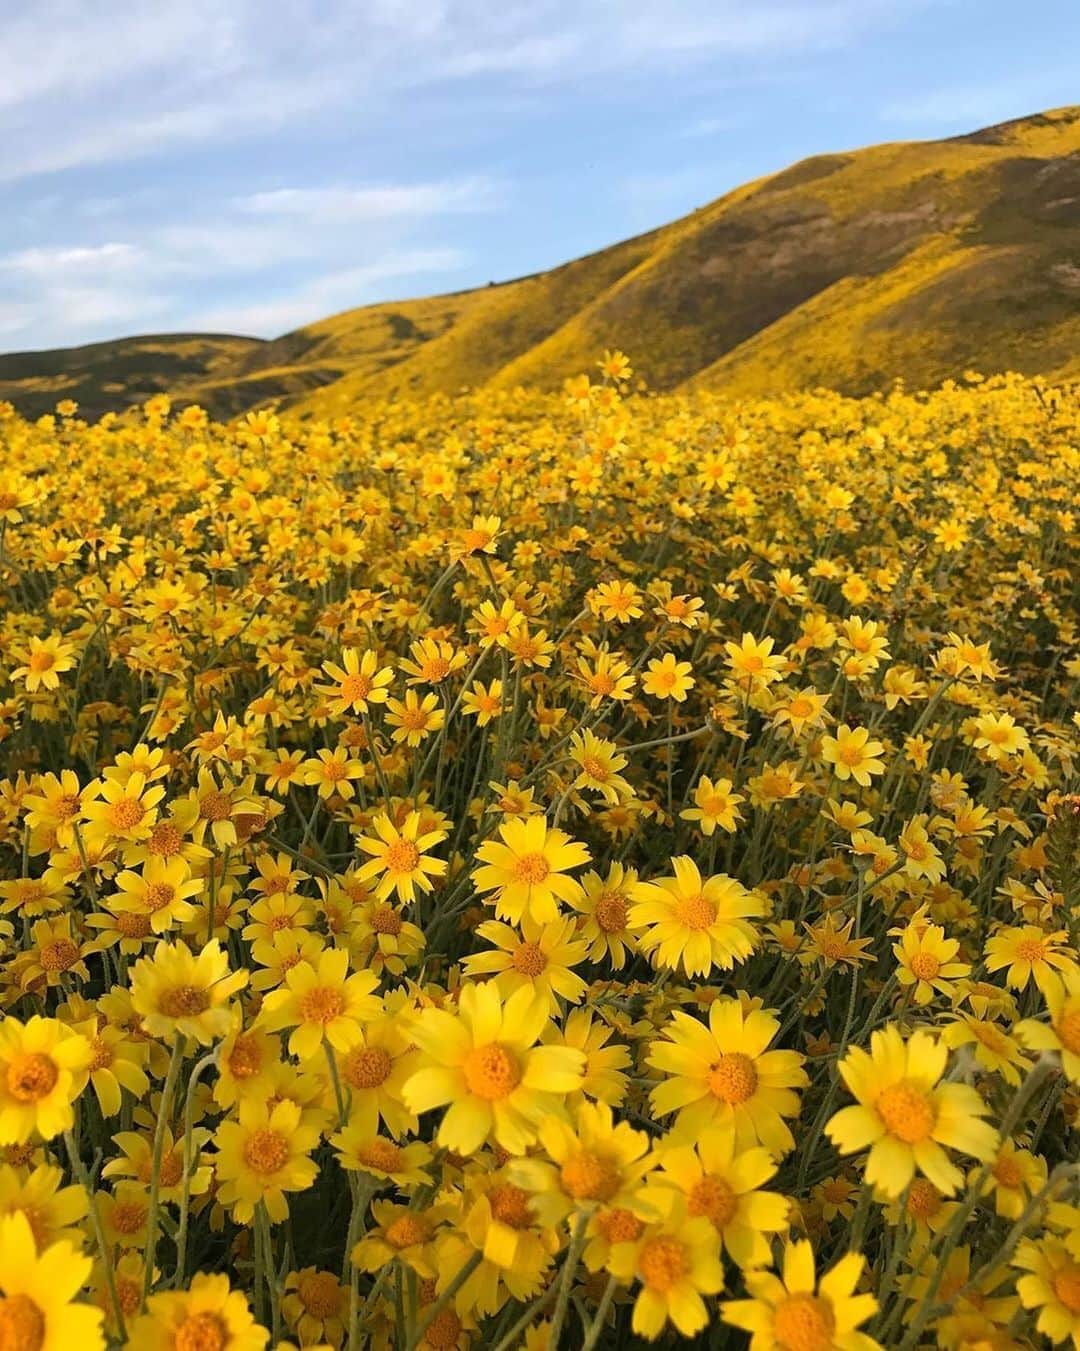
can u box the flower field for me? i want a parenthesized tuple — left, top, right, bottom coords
(0, 355, 1077, 1350)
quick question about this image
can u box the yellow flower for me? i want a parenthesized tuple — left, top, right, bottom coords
(648, 999, 808, 1155)
(649, 1124, 789, 1267)
(680, 776, 744, 836)
(355, 810, 447, 904)
(214, 1098, 321, 1223)
(1015, 966, 1080, 1083)
(720, 1239, 880, 1350)
(984, 924, 1076, 994)
(568, 863, 640, 968)
(472, 816, 590, 926)
(110, 857, 203, 934)
(826, 1024, 997, 1197)
(80, 770, 166, 845)
(1014, 1235, 1080, 1347)
(568, 730, 632, 804)
(329, 1125, 431, 1188)
(820, 724, 886, 786)
(0, 1161, 87, 1251)
(124, 1271, 268, 1351)
(330, 1016, 419, 1139)
(629, 858, 763, 978)
(463, 914, 589, 1012)
(0, 1016, 92, 1143)
(10, 634, 78, 693)
(403, 983, 584, 1155)
(725, 633, 786, 688)
(317, 648, 394, 717)
(385, 690, 445, 746)
(281, 1268, 348, 1349)
(510, 1100, 654, 1224)
(130, 939, 247, 1045)
(892, 919, 970, 1005)
(0, 1210, 104, 1349)
(642, 653, 695, 702)
(607, 1198, 725, 1340)
(259, 949, 381, 1060)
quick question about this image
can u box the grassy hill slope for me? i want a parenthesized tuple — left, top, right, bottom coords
(0, 334, 261, 421)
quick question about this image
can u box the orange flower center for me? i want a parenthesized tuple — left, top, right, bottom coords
(40, 939, 79, 972)
(399, 707, 430, 731)
(340, 674, 372, 703)
(243, 1128, 289, 1175)
(907, 1178, 942, 1220)
(908, 952, 940, 982)
(116, 912, 151, 939)
(371, 906, 403, 936)
(0, 1294, 46, 1351)
(355, 1139, 402, 1172)
(1052, 1262, 1080, 1315)
(638, 1236, 688, 1293)
(384, 840, 420, 874)
(158, 986, 210, 1018)
(385, 1214, 431, 1249)
(1014, 939, 1046, 962)
(227, 1035, 262, 1079)
(581, 756, 608, 781)
(772, 1293, 836, 1351)
(54, 794, 81, 820)
(876, 1082, 936, 1143)
(345, 1046, 393, 1089)
(6, 1053, 59, 1102)
(707, 1053, 758, 1105)
(149, 822, 183, 856)
(423, 1308, 463, 1350)
(992, 1155, 1023, 1189)
(511, 942, 548, 978)
(88, 1036, 113, 1072)
(112, 1200, 149, 1235)
(560, 1151, 621, 1203)
(175, 1310, 228, 1351)
(462, 1044, 520, 1101)
(297, 1270, 343, 1318)
(299, 986, 345, 1025)
(199, 791, 232, 822)
(489, 1183, 534, 1229)
(28, 651, 55, 673)
(146, 882, 176, 912)
(109, 797, 145, 831)
(513, 853, 550, 886)
(1054, 1004, 1080, 1055)
(675, 894, 716, 931)
(688, 1174, 739, 1229)
(596, 1207, 643, 1244)
(594, 895, 628, 933)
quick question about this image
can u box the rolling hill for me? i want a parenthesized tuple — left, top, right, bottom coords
(3, 104, 1079, 420)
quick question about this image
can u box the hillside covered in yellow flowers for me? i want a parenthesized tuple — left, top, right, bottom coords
(3, 104, 1080, 420)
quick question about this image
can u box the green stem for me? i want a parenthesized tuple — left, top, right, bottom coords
(142, 1039, 185, 1306)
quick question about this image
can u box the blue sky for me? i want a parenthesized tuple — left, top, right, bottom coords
(1, 0, 1077, 351)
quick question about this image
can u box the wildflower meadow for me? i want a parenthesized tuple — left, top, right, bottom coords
(0, 355, 1077, 1350)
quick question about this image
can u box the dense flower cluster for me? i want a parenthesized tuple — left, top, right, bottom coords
(0, 357, 1077, 1350)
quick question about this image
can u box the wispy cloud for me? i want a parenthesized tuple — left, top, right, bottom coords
(0, 1, 909, 182)
(239, 177, 503, 224)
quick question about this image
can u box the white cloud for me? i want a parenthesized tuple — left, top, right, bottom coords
(239, 176, 502, 224)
